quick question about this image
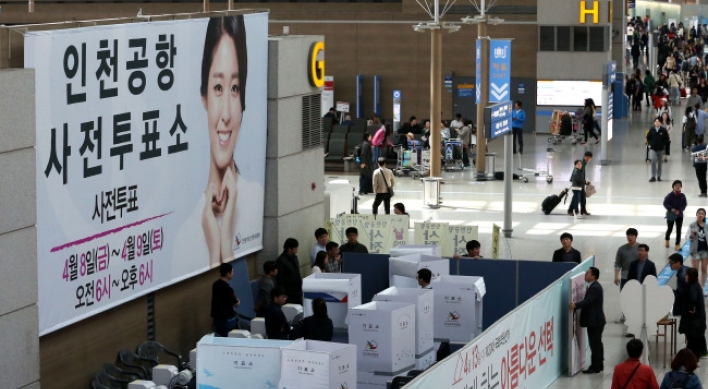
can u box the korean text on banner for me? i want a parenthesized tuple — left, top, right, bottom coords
(406, 282, 562, 389)
(25, 13, 269, 335)
(489, 39, 511, 103)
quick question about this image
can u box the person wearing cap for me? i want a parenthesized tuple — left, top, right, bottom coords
(372, 157, 395, 215)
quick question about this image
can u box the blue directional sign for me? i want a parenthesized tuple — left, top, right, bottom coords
(483, 100, 513, 139)
(489, 40, 511, 103)
(476, 40, 482, 104)
(603, 60, 616, 87)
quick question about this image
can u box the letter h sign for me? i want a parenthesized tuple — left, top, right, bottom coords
(579, 0, 599, 24)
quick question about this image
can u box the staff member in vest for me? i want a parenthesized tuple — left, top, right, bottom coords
(372, 157, 395, 215)
(511, 101, 526, 154)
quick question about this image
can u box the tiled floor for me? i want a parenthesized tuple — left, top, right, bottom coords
(326, 104, 708, 386)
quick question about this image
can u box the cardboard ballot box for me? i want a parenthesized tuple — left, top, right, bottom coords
(372, 287, 434, 359)
(279, 340, 356, 389)
(389, 244, 441, 258)
(431, 275, 486, 343)
(348, 301, 416, 374)
(303, 273, 362, 329)
(389, 254, 449, 289)
(196, 335, 293, 389)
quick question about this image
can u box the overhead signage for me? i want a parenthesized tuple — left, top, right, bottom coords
(484, 100, 513, 139)
(475, 40, 481, 104)
(308, 41, 325, 88)
(489, 39, 511, 103)
(603, 60, 616, 87)
(579, 0, 599, 24)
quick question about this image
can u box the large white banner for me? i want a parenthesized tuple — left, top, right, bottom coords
(24, 13, 269, 335)
(406, 282, 563, 389)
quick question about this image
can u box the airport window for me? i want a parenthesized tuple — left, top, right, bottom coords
(556, 27, 571, 51)
(302, 94, 323, 149)
(539, 25, 607, 52)
(588, 26, 606, 51)
(573, 26, 588, 51)
(539, 26, 555, 51)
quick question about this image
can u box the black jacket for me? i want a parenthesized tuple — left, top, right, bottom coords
(552, 247, 582, 264)
(275, 252, 303, 305)
(646, 126, 669, 151)
(626, 259, 657, 283)
(679, 283, 707, 336)
(575, 281, 606, 328)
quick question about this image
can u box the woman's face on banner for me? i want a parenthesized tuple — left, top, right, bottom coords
(204, 34, 243, 170)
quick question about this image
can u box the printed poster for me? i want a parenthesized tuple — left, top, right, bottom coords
(25, 13, 269, 335)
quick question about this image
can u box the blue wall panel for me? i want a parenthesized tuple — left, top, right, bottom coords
(342, 253, 390, 304)
(458, 258, 517, 329)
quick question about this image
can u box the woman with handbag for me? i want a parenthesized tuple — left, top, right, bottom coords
(688, 208, 708, 287)
(679, 267, 707, 360)
(664, 180, 687, 251)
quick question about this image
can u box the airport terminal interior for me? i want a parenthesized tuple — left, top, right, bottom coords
(338, 109, 708, 387)
(4, 1, 708, 388)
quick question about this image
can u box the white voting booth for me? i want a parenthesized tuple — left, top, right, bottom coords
(349, 301, 416, 375)
(279, 340, 357, 389)
(303, 273, 362, 330)
(432, 275, 486, 343)
(389, 244, 441, 258)
(373, 287, 435, 370)
(196, 335, 293, 389)
(389, 254, 449, 289)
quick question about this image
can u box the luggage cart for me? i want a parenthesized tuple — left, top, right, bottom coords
(548, 110, 583, 145)
(393, 141, 428, 179)
(518, 147, 555, 183)
(443, 139, 464, 171)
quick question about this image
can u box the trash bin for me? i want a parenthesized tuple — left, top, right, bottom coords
(422, 177, 442, 208)
(485, 153, 496, 180)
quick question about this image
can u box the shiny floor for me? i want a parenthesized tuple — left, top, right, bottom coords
(326, 104, 708, 386)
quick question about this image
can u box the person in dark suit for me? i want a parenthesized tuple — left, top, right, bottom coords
(668, 253, 687, 315)
(626, 243, 658, 283)
(552, 232, 582, 263)
(275, 238, 303, 305)
(569, 266, 606, 374)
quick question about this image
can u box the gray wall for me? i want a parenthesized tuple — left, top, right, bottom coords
(0, 69, 40, 389)
(262, 35, 326, 274)
(537, 0, 612, 80)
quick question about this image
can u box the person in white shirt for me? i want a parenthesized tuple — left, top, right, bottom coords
(372, 157, 395, 215)
(310, 228, 329, 266)
(450, 113, 464, 131)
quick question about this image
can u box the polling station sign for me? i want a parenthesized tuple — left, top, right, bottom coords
(25, 13, 268, 335)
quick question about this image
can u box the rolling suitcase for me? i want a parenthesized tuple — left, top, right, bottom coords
(541, 188, 569, 215)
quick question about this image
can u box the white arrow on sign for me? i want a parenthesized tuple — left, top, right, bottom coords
(490, 83, 509, 101)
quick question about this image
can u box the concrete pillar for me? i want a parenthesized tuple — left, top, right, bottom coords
(0, 69, 40, 389)
(262, 36, 326, 274)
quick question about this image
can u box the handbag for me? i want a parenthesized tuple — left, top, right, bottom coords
(381, 169, 394, 197)
(585, 183, 597, 197)
(666, 210, 679, 222)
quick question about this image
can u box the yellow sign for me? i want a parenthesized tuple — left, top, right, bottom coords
(491, 223, 501, 259)
(308, 41, 325, 88)
(579, 0, 599, 24)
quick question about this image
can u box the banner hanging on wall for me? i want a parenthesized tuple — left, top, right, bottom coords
(25, 13, 269, 335)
